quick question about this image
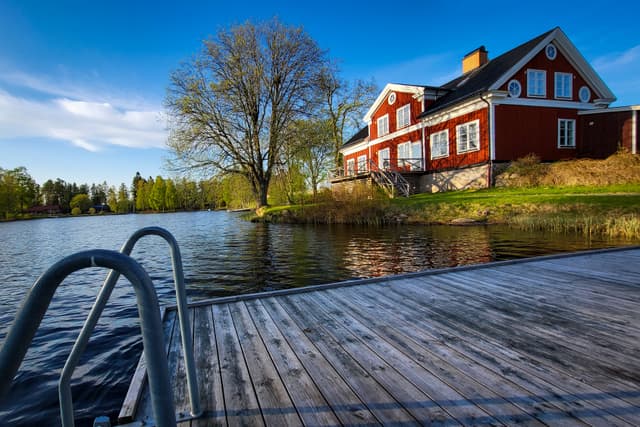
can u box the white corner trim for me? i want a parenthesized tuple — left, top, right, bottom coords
(578, 105, 640, 115)
(495, 97, 601, 110)
(366, 122, 425, 148)
(341, 140, 369, 156)
(633, 110, 637, 155)
(490, 102, 496, 161)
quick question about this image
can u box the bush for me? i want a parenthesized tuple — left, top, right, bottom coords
(71, 207, 81, 216)
(496, 151, 640, 188)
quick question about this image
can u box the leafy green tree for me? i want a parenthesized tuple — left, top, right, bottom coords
(70, 194, 92, 213)
(107, 186, 118, 212)
(149, 176, 166, 212)
(291, 119, 334, 200)
(117, 183, 131, 213)
(135, 178, 148, 211)
(166, 19, 329, 207)
(165, 178, 178, 211)
(0, 167, 39, 218)
(131, 172, 143, 209)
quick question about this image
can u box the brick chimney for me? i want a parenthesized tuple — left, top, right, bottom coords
(462, 46, 488, 74)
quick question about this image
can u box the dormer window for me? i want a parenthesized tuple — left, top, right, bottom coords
(555, 72, 573, 99)
(527, 69, 546, 97)
(377, 114, 389, 137)
(396, 104, 410, 129)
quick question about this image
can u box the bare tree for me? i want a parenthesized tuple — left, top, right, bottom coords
(165, 19, 328, 207)
(318, 68, 378, 167)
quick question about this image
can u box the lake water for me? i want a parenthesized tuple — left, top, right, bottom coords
(0, 211, 637, 426)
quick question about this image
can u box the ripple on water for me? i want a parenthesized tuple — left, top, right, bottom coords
(1, 212, 636, 426)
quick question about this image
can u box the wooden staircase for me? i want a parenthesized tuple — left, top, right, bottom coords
(368, 160, 411, 197)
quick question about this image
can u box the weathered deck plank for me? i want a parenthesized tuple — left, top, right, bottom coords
(121, 247, 640, 426)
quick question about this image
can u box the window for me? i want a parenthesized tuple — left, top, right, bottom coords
(396, 104, 411, 129)
(388, 92, 396, 105)
(378, 148, 390, 170)
(545, 44, 557, 60)
(346, 158, 355, 175)
(508, 79, 521, 97)
(527, 69, 546, 97)
(357, 155, 367, 172)
(558, 119, 576, 148)
(579, 86, 591, 103)
(397, 141, 422, 170)
(456, 120, 480, 153)
(377, 114, 389, 137)
(430, 130, 449, 159)
(555, 72, 572, 99)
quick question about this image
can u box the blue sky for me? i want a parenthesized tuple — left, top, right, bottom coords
(1, 0, 639, 188)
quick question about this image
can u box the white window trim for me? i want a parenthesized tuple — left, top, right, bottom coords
(396, 104, 411, 130)
(378, 148, 390, 169)
(377, 114, 389, 137)
(545, 44, 557, 60)
(357, 154, 367, 172)
(456, 119, 480, 154)
(527, 69, 547, 98)
(346, 158, 355, 175)
(555, 72, 573, 100)
(578, 86, 591, 103)
(507, 79, 521, 98)
(558, 119, 576, 148)
(430, 130, 449, 159)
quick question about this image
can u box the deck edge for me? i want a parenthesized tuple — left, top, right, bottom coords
(175, 244, 640, 310)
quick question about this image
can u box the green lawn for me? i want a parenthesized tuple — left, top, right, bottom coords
(255, 183, 640, 238)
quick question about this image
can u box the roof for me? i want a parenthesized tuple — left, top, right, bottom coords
(342, 126, 368, 148)
(419, 29, 554, 117)
(419, 27, 616, 118)
(364, 83, 429, 123)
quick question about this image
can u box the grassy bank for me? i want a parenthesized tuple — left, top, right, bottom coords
(252, 184, 640, 238)
(252, 153, 640, 238)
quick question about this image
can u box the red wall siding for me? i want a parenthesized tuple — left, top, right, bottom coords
(499, 47, 594, 102)
(343, 148, 369, 173)
(370, 91, 422, 139)
(579, 111, 634, 158)
(425, 108, 489, 170)
(494, 105, 579, 160)
(371, 129, 422, 168)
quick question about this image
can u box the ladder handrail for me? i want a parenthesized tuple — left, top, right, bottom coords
(59, 226, 201, 426)
(0, 249, 177, 427)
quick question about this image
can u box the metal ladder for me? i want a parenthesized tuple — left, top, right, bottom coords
(0, 227, 201, 427)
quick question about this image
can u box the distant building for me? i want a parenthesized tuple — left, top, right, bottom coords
(332, 27, 638, 195)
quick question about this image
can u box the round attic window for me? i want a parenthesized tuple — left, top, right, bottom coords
(507, 79, 521, 97)
(388, 92, 396, 105)
(545, 44, 557, 60)
(579, 86, 591, 103)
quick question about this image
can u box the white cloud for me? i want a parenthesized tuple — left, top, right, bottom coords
(0, 72, 167, 151)
(369, 53, 460, 87)
(592, 45, 640, 105)
(593, 45, 640, 72)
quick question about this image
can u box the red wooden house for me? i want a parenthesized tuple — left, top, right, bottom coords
(333, 27, 638, 194)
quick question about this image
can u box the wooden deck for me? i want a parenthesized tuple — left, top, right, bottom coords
(120, 247, 640, 426)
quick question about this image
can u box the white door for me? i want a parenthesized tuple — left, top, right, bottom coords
(378, 148, 390, 170)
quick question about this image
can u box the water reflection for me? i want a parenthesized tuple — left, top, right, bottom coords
(0, 211, 637, 426)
